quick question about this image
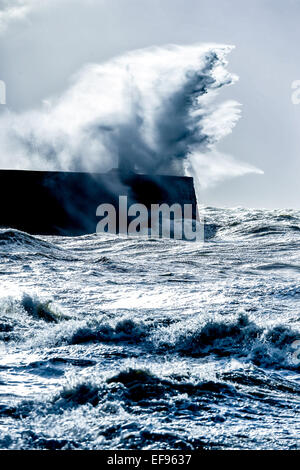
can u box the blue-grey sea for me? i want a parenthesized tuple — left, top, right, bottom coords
(0, 207, 300, 450)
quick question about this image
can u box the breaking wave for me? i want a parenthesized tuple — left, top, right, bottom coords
(0, 44, 261, 187)
(153, 315, 300, 370)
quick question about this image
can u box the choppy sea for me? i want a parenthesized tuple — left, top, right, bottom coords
(0, 207, 300, 450)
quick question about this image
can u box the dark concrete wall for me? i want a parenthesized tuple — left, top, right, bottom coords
(0, 169, 198, 236)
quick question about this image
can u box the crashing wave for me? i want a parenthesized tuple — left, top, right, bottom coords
(69, 319, 149, 345)
(153, 314, 300, 369)
(0, 44, 261, 188)
(21, 294, 69, 323)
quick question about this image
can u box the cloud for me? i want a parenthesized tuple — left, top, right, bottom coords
(0, 0, 39, 32)
(0, 0, 86, 32)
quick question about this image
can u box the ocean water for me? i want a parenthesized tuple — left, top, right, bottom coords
(0, 207, 300, 450)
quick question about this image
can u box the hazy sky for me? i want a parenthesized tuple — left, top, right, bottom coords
(0, 0, 300, 208)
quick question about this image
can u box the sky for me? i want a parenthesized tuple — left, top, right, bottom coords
(0, 0, 300, 208)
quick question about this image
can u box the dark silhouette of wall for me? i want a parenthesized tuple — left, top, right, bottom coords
(0, 169, 198, 236)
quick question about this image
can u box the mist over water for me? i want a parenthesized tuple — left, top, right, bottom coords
(0, 43, 261, 188)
